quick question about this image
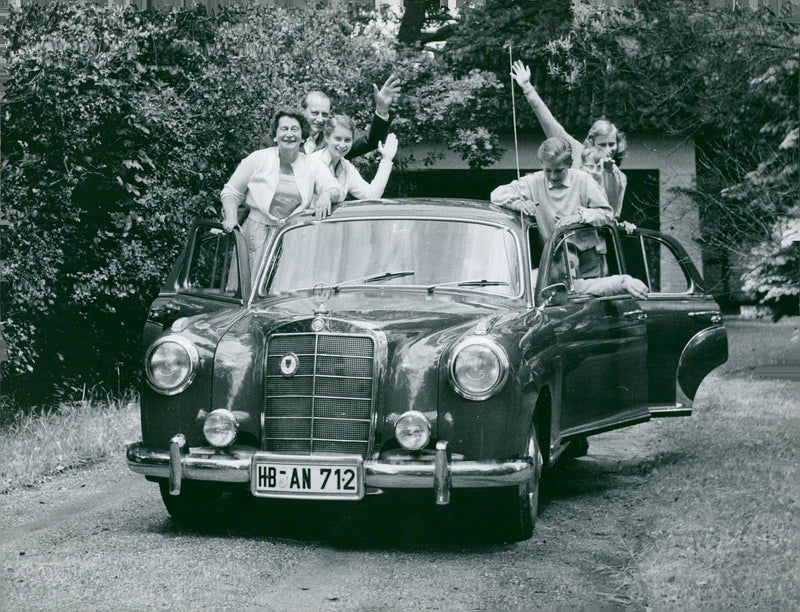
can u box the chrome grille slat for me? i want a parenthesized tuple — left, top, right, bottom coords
(263, 332, 375, 457)
(264, 416, 373, 423)
(266, 394, 372, 402)
(266, 374, 373, 381)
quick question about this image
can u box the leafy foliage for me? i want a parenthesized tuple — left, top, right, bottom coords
(741, 229, 800, 320)
(1, 2, 224, 401)
(735, 128, 799, 319)
(437, 0, 798, 307)
(0, 1, 395, 401)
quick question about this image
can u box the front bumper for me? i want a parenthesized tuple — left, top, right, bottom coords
(127, 437, 535, 505)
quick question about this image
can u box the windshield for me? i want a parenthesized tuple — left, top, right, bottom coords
(261, 218, 521, 298)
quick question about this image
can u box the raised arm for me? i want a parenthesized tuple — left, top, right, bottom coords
(511, 60, 582, 164)
(346, 134, 397, 200)
(346, 74, 400, 159)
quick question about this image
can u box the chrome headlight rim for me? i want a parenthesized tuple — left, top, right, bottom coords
(203, 408, 239, 448)
(394, 410, 432, 451)
(144, 335, 199, 396)
(448, 337, 510, 401)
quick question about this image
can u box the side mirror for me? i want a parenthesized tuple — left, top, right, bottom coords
(540, 283, 568, 307)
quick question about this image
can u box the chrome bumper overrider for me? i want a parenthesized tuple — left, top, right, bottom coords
(126, 436, 534, 504)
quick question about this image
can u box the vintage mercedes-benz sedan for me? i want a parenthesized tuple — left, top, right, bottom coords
(127, 198, 728, 541)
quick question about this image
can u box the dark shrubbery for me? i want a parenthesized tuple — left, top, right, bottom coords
(2, 3, 216, 402)
(0, 1, 402, 402)
(1, 1, 515, 406)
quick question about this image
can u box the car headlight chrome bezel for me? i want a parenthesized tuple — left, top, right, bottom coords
(448, 337, 510, 401)
(145, 335, 199, 395)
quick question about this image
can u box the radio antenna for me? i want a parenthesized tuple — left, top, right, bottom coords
(507, 44, 525, 228)
(509, 45, 521, 182)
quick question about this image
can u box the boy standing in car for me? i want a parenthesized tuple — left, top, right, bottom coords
(490, 136, 614, 278)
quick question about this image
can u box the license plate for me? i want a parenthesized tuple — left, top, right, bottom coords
(251, 454, 364, 500)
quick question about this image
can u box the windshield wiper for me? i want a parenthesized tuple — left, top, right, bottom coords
(333, 271, 415, 292)
(426, 279, 510, 293)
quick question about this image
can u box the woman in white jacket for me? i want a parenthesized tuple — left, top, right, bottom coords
(310, 114, 398, 220)
(220, 109, 344, 275)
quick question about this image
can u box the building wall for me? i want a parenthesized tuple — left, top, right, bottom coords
(403, 134, 702, 274)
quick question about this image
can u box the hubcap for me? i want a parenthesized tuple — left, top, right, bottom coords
(525, 430, 542, 520)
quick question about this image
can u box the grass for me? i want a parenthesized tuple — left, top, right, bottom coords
(621, 316, 800, 608)
(629, 379, 799, 607)
(0, 390, 140, 493)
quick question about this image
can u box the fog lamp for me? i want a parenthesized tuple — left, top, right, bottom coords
(448, 337, 509, 401)
(203, 409, 239, 448)
(395, 411, 431, 451)
(145, 335, 198, 395)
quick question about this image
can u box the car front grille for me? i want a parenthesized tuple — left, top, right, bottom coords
(263, 333, 375, 457)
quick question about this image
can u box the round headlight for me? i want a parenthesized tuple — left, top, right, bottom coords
(394, 411, 431, 451)
(203, 409, 239, 448)
(145, 336, 198, 395)
(448, 338, 509, 401)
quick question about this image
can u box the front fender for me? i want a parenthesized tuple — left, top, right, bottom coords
(437, 321, 535, 461)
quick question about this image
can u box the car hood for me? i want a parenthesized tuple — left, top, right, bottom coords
(206, 291, 526, 429)
(249, 290, 512, 342)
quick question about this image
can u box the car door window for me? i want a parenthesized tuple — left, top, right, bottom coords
(621, 234, 691, 294)
(528, 226, 545, 294)
(185, 226, 242, 298)
(546, 226, 622, 296)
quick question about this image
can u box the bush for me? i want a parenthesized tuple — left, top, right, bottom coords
(3, 1, 489, 402)
(2, 0, 795, 403)
(1, 2, 217, 401)
(741, 215, 800, 321)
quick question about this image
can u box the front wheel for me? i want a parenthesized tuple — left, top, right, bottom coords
(500, 427, 542, 542)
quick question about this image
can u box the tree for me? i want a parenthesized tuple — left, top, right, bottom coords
(397, 0, 457, 44)
(729, 126, 799, 319)
(1, 2, 214, 401)
(0, 1, 404, 401)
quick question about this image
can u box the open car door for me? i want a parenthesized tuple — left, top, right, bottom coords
(620, 229, 728, 416)
(536, 224, 650, 440)
(143, 220, 251, 350)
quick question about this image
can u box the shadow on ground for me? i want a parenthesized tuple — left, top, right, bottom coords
(149, 446, 674, 549)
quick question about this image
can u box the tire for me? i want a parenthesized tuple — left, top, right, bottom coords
(564, 436, 589, 459)
(158, 480, 229, 528)
(500, 426, 542, 542)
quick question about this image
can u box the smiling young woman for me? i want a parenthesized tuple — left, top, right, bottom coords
(308, 114, 398, 220)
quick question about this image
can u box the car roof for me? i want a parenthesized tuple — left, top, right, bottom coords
(292, 197, 527, 227)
